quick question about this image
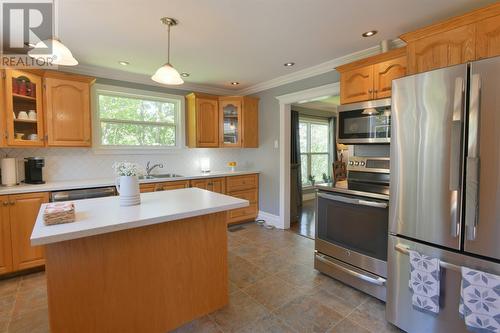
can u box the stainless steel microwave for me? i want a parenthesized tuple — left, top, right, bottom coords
(337, 98, 391, 144)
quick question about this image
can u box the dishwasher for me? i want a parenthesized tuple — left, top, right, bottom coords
(50, 187, 116, 202)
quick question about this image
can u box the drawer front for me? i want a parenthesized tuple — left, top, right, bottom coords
(226, 174, 258, 192)
(159, 181, 189, 191)
(228, 189, 257, 203)
(227, 203, 258, 221)
(139, 184, 156, 193)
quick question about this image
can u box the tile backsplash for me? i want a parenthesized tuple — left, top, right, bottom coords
(0, 148, 257, 182)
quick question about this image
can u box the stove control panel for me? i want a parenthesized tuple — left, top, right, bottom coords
(347, 157, 390, 174)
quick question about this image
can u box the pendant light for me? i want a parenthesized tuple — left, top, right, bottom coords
(152, 17, 184, 85)
(28, 0, 78, 66)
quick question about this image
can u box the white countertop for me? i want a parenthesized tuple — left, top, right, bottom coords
(31, 188, 249, 246)
(0, 170, 259, 195)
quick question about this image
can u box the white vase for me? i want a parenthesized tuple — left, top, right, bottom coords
(115, 176, 140, 206)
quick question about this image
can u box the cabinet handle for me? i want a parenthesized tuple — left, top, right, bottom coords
(9, 201, 15, 205)
(368, 89, 373, 93)
(2, 201, 8, 206)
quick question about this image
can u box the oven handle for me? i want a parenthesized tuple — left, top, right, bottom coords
(317, 192, 388, 209)
(315, 253, 386, 286)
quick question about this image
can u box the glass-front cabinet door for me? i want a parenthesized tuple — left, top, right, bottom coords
(219, 98, 242, 147)
(4, 70, 44, 146)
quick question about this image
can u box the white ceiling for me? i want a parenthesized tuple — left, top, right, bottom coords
(59, 0, 495, 92)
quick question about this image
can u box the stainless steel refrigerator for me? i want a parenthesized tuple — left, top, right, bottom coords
(387, 57, 500, 333)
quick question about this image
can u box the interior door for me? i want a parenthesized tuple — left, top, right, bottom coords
(389, 64, 467, 250)
(464, 57, 500, 261)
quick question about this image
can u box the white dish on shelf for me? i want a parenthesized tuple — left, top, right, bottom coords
(17, 111, 28, 120)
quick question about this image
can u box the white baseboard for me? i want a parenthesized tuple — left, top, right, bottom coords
(257, 211, 283, 229)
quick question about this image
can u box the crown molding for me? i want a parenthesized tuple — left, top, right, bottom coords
(64, 63, 236, 96)
(63, 39, 404, 97)
(237, 39, 406, 96)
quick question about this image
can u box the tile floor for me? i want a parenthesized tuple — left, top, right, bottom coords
(0, 222, 402, 333)
(291, 199, 316, 239)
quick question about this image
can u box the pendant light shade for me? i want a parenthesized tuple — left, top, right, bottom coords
(28, 39, 78, 66)
(152, 17, 184, 86)
(152, 63, 184, 85)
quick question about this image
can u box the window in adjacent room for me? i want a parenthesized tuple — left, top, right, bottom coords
(94, 85, 184, 150)
(299, 117, 331, 186)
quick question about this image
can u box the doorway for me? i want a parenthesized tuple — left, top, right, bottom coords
(289, 96, 339, 238)
(275, 82, 340, 230)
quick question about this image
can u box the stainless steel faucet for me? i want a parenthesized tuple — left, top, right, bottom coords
(146, 161, 164, 176)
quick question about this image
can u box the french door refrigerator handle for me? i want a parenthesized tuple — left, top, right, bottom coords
(450, 77, 464, 238)
(317, 192, 388, 209)
(465, 73, 481, 241)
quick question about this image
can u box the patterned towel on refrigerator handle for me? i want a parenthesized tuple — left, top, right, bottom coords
(408, 250, 441, 314)
(459, 267, 500, 333)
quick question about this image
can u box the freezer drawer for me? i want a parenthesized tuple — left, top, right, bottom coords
(387, 235, 500, 333)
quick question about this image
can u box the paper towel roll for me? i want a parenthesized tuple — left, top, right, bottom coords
(1, 158, 17, 186)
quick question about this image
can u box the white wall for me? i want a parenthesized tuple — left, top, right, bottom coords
(1, 147, 257, 182)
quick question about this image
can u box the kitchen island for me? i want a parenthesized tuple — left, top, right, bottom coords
(31, 188, 248, 333)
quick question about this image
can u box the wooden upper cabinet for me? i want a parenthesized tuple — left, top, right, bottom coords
(406, 25, 475, 74)
(400, 3, 500, 73)
(9, 192, 48, 271)
(476, 14, 500, 60)
(339, 66, 373, 104)
(186, 93, 259, 148)
(0, 196, 12, 274)
(337, 47, 406, 104)
(241, 96, 259, 148)
(373, 56, 407, 99)
(186, 93, 219, 148)
(44, 72, 94, 147)
(4, 69, 45, 147)
(219, 98, 242, 147)
(218, 96, 259, 148)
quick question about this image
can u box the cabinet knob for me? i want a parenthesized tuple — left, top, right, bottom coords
(368, 89, 373, 93)
(9, 201, 14, 205)
(2, 201, 8, 206)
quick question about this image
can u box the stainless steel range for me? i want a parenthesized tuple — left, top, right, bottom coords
(315, 156, 390, 301)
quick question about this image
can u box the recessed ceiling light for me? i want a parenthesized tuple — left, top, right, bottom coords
(284, 62, 295, 67)
(180, 72, 190, 77)
(362, 30, 378, 37)
(230, 82, 240, 85)
(118, 61, 130, 66)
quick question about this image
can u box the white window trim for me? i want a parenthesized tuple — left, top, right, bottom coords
(299, 117, 330, 185)
(91, 83, 186, 155)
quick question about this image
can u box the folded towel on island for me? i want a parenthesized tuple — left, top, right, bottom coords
(460, 267, 500, 333)
(408, 250, 441, 314)
(43, 202, 75, 226)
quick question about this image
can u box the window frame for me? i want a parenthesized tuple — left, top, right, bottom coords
(299, 116, 331, 186)
(92, 84, 185, 154)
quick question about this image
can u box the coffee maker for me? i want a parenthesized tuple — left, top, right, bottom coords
(24, 157, 45, 184)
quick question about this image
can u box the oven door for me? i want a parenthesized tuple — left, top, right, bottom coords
(337, 98, 391, 144)
(315, 191, 388, 277)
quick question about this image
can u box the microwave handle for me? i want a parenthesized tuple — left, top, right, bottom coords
(317, 192, 388, 209)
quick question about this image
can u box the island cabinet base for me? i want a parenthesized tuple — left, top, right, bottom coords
(44, 212, 229, 333)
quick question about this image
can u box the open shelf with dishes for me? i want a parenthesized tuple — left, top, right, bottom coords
(4, 70, 44, 146)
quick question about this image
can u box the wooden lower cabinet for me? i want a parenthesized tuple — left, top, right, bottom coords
(226, 174, 259, 225)
(139, 180, 189, 193)
(0, 192, 48, 275)
(140, 174, 259, 225)
(190, 178, 226, 194)
(0, 199, 12, 274)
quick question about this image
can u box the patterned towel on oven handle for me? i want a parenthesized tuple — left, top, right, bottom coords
(408, 250, 441, 314)
(459, 267, 500, 333)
